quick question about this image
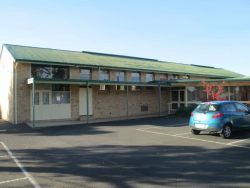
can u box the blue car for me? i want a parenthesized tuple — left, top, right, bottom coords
(189, 101, 250, 138)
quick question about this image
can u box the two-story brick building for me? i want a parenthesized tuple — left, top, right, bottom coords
(0, 44, 249, 127)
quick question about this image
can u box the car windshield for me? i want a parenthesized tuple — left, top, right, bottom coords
(195, 103, 219, 113)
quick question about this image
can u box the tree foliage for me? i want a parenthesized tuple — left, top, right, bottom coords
(201, 81, 226, 101)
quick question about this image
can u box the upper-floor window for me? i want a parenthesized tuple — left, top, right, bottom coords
(99, 70, 109, 81)
(80, 68, 91, 80)
(131, 72, 140, 82)
(31, 64, 69, 79)
(180, 75, 190, 79)
(115, 71, 125, 82)
(145, 73, 154, 82)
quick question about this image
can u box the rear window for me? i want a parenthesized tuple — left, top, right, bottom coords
(195, 103, 219, 113)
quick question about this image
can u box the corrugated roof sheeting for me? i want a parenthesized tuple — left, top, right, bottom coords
(4, 44, 243, 78)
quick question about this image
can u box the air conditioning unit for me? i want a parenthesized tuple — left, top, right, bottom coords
(131, 85, 136, 91)
(99, 84, 106, 91)
(119, 85, 125, 91)
(115, 85, 125, 91)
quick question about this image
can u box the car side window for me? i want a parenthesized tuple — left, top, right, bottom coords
(235, 103, 248, 113)
(221, 104, 237, 112)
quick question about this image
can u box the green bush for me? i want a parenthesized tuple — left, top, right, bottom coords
(175, 105, 197, 117)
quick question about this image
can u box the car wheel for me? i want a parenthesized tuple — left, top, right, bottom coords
(220, 124, 232, 139)
(191, 129, 200, 135)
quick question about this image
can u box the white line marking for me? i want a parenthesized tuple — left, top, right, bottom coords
(173, 132, 191, 136)
(139, 123, 187, 130)
(0, 142, 41, 188)
(0, 155, 9, 158)
(136, 129, 250, 149)
(0, 177, 29, 185)
(0, 130, 6, 132)
(227, 139, 249, 145)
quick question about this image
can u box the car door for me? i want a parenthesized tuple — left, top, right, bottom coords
(235, 103, 250, 129)
(221, 103, 240, 129)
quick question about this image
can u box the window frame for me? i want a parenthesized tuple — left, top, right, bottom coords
(131, 72, 140, 82)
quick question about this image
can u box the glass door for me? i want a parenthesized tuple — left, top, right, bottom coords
(171, 89, 185, 110)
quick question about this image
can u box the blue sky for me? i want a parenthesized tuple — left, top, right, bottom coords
(0, 0, 249, 75)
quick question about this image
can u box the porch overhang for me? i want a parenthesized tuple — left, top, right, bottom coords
(26, 78, 172, 87)
(159, 77, 250, 87)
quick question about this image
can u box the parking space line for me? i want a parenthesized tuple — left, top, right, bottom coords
(173, 132, 190, 136)
(0, 155, 9, 158)
(227, 139, 249, 145)
(136, 128, 250, 149)
(0, 142, 41, 188)
(0, 177, 29, 185)
(140, 123, 187, 130)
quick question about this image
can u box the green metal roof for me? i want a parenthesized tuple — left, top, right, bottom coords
(4, 44, 243, 78)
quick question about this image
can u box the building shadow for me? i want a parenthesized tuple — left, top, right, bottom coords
(1, 144, 249, 188)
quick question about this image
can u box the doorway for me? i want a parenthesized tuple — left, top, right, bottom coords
(171, 88, 185, 110)
(79, 88, 93, 115)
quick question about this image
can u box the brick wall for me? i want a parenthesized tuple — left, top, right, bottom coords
(92, 85, 171, 119)
(70, 67, 80, 79)
(16, 63, 31, 123)
(70, 85, 79, 119)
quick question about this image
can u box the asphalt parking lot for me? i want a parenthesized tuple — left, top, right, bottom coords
(0, 117, 250, 188)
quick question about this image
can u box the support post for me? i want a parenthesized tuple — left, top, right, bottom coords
(185, 86, 188, 107)
(86, 82, 89, 124)
(158, 85, 162, 116)
(228, 86, 231, 101)
(32, 81, 35, 128)
(126, 85, 129, 118)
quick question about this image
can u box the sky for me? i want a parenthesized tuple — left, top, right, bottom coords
(0, 0, 249, 76)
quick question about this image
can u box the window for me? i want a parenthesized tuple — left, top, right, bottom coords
(31, 64, 69, 79)
(131, 72, 140, 82)
(195, 104, 220, 112)
(172, 74, 179, 79)
(42, 92, 50, 105)
(221, 104, 236, 112)
(180, 75, 190, 79)
(52, 84, 70, 104)
(145, 73, 154, 82)
(187, 87, 207, 102)
(80, 69, 91, 80)
(235, 103, 248, 113)
(115, 71, 125, 82)
(99, 70, 109, 81)
(230, 86, 250, 101)
(34, 92, 39, 105)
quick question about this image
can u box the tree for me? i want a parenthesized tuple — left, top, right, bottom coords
(201, 81, 227, 101)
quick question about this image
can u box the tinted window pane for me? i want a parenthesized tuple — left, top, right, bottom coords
(31, 65, 69, 79)
(221, 104, 237, 112)
(52, 84, 69, 91)
(34, 92, 39, 105)
(52, 91, 70, 104)
(145, 73, 154, 82)
(195, 103, 219, 112)
(42, 92, 50, 105)
(235, 103, 248, 112)
(172, 91, 179, 101)
(131, 72, 140, 82)
(31, 65, 52, 79)
(80, 69, 91, 80)
(99, 70, 109, 80)
(115, 72, 125, 81)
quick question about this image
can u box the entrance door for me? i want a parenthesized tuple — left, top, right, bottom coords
(171, 89, 185, 110)
(79, 88, 93, 115)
